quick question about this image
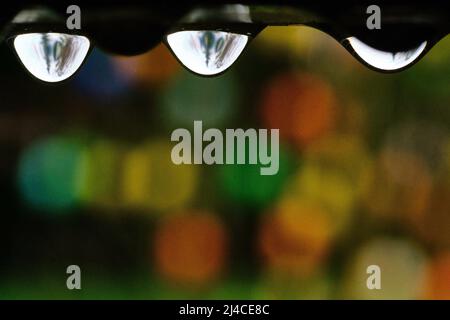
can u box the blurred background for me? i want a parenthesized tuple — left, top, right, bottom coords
(0, 26, 449, 299)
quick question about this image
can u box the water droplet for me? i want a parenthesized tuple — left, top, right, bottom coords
(166, 30, 248, 76)
(14, 33, 90, 82)
(345, 37, 427, 71)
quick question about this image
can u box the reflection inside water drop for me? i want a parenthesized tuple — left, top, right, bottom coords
(14, 33, 90, 82)
(346, 37, 427, 71)
(166, 30, 248, 76)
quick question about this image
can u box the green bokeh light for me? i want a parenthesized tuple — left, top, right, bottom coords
(217, 146, 296, 207)
(18, 136, 85, 212)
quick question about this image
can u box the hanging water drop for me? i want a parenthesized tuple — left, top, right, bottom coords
(166, 30, 249, 76)
(14, 33, 90, 82)
(345, 37, 427, 72)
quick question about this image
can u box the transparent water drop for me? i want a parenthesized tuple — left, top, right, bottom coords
(345, 37, 427, 71)
(14, 33, 90, 82)
(166, 30, 249, 76)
